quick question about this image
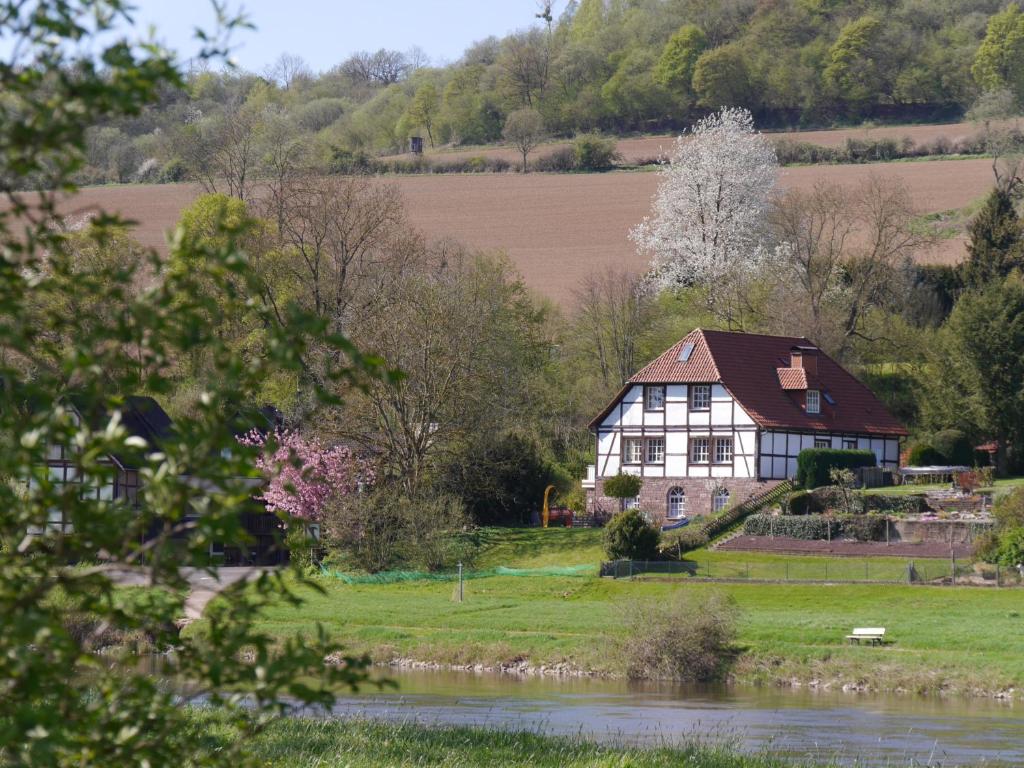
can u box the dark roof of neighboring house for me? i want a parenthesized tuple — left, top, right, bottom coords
(68, 395, 175, 467)
(590, 329, 907, 436)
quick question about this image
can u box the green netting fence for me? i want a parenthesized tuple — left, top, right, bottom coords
(321, 564, 595, 584)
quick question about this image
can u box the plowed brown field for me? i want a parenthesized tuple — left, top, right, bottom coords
(57, 156, 992, 304)
(387, 119, 1006, 165)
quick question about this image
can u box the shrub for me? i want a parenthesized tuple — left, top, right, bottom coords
(932, 429, 974, 465)
(796, 449, 876, 489)
(994, 487, 1024, 530)
(324, 490, 473, 572)
(996, 527, 1024, 566)
(573, 132, 620, 170)
(973, 529, 1001, 563)
(531, 146, 576, 172)
(620, 592, 738, 681)
(603, 472, 642, 505)
(907, 442, 945, 466)
(400, 494, 475, 571)
(784, 490, 812, 515)
(772, 138, 841, 164)
(605, 509, 660, 560)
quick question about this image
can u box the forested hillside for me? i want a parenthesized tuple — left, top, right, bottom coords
(80, 0, 1024, 185)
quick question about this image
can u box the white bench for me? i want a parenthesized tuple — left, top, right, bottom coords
(846, 627, 886, 646)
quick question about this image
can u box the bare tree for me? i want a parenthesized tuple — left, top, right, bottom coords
(573, 268, 653, 389)
(174, 101, 261, 200)
(767, 176, 930, 357)
(340, 49, 410, 86)
(264, 52, 311, 90)
(256, 174, 420, 334)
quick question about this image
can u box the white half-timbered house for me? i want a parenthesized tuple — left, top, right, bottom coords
(584, 329, 906, 521)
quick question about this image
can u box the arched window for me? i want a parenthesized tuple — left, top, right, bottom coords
(713, 488, 730, 513)
(667, 487, 686, 519)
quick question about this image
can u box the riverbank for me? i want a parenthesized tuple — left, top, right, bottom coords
(195, 529, 1024, 701)
(197, 715, 829, 767)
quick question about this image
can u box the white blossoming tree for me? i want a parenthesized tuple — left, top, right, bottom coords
(631, 107, 779, 326)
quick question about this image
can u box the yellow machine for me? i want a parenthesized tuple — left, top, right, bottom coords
(542, 484, 556, 528)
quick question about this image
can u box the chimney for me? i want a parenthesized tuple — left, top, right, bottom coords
(790, 345, 818, 377)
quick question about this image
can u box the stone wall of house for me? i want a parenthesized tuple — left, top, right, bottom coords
(588, 476, 781, 524)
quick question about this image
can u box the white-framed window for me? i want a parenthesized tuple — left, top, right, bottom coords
(623, 438, 643, 465)
(646, 437, 665, 464)
(644, 385, 665, 411)
(713, 488, 730, 512)
(667, 487, 686, 519)
(806, 389, 820, 414)
(624, 496, 640, 510)
(714, 437, 733, 464)
(814, 437, 830, 449)
(690, 437, 709, 464)
(690, 384, 711, 410)
(843, 438, 858, 450)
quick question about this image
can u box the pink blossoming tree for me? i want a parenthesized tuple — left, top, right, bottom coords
(238, 428, 374, 521)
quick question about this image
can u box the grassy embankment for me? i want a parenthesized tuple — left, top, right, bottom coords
(195, 715, 826, 768)
(213, 527, 1024, 698)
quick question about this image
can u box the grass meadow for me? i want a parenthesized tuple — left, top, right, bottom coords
(216, 528, 1024, 697)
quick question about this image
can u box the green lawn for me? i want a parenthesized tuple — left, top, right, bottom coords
(221, 528, 1024, 697)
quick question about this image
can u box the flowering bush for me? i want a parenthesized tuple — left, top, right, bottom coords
(238, 428, 374, 520)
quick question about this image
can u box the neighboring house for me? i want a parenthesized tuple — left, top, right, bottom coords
(38, 396, 174, 534)
(583, 329, 907, 522)
(37, 396, 287, 564)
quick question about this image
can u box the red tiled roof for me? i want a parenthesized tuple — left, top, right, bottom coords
(591, 329, 907, 436)
(776, 367, 807, 390)
(629, 329, 719, 383)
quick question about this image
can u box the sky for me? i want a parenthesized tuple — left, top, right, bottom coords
(121, 0, 557, 73)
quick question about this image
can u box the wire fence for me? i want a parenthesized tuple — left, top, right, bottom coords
(600, 558, 1022, 586)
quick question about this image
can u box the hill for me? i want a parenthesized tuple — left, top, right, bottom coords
(75, 2, 1019, 187)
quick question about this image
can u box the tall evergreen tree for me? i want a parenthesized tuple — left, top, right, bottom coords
(962, 187, 1024, 288)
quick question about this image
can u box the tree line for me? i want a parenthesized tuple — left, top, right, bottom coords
(72, 0, 1024, 185)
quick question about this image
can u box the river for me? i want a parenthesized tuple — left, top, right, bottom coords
(320, 668, 1024, 766)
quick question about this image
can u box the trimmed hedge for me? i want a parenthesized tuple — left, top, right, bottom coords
(932, 429, 974, 466)
(796, 449, 876, 489)
(908, 442, 945, 466)
(743, 513, 888, 542)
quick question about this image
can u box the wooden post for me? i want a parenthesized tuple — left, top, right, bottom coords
(458, 562, 464, 602)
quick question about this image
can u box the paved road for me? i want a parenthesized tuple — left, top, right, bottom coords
(102, 565, 268, 621)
